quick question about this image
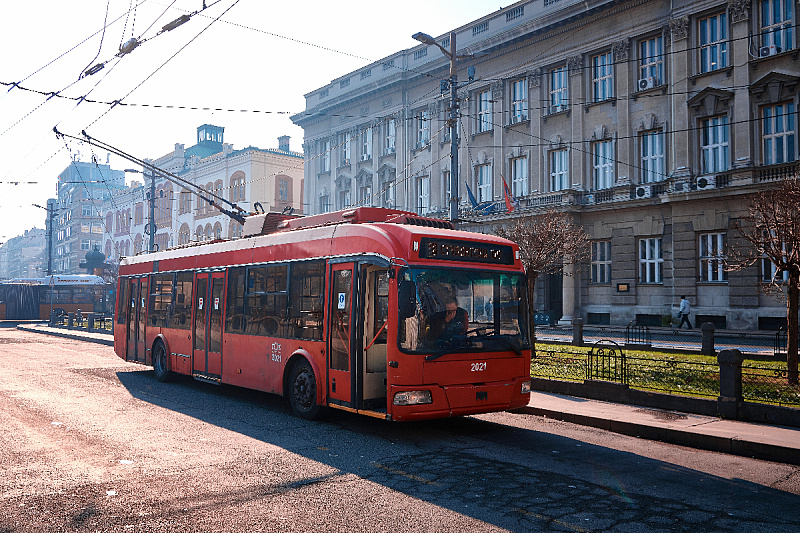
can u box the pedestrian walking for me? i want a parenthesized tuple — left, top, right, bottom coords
(678, 296, 692, 329)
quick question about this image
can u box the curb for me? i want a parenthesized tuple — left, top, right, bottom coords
(516, 405, 800, 466)
(16, 325, 114, 346)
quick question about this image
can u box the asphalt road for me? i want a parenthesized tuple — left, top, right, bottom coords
(2, 328, 800, 532)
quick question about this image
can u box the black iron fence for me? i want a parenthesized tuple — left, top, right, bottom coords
(532, 341, 799, 407)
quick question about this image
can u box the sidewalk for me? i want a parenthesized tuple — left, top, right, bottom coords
(15, 322, 800, 465)
(518, 391, 800, 465)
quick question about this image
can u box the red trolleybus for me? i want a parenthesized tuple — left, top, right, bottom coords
(114, 208, 531, 421)
(0, 275, 112, 320)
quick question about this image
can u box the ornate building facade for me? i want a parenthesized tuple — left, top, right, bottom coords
(293, 0, 799, 330)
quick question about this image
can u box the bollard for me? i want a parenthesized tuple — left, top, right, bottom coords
(701, 322, 715, 355)
(49, 310, 57, 327)
(67, 312, 74, 330)
(572, 317, 584, 347)
(717, 348, 744, 419)
(87, 313, 95, 332)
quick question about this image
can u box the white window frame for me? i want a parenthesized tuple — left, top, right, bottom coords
(363, 127, 373, 160)
(341, 133, 351, 165)
(510, 79, 528, 123)
(639, 36, 664, 84)
(550, 149, 569, 191)
(701, 115, 729, 174)
(699, 233, 727, 282)
(476, 164, 492, 203)
(477, 90, 492, 133)
(386, 119, 396, 154)
(511, 156, 528, 197)
(641, 130, 665, 183)
(382, 179, 395, 208)
(592, 140, 614, 190)
(322, 140, 330, 172)
(699, 13, 728, 73)
(549, 66, 568, 113)
(417, 176, 430, 215)
(762, 102, 796, 165)
(639, 237, 663, 283)
(81, 239, 90, 251)
(591, 52, 613, 102)
(417, 110, 430, 148)
(318, 193, 330, 213)
(760, 0, 794, 51)
(591, 241, 611, 284)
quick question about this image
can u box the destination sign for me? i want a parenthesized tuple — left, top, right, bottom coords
(418, 238, 514, 265)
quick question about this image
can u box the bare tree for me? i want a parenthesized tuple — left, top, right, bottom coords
(495, 210, 590, 346)
(730, 177, 800, 384)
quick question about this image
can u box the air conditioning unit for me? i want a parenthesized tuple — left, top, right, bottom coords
(696, 176, 716, 190)
(360, 153, 370, 161)
(635, 185, 652, 199)
(638, 77, 655, 91)
(759, 45, 781, 58)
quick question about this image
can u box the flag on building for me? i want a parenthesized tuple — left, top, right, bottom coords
(502, 175, 517, 213)
(465, 181, 479, 209)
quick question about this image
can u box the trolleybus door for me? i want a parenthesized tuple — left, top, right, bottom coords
(192, 271, 224, 379)
(328, 263, 355, 404)
(125, 277, 147, 363)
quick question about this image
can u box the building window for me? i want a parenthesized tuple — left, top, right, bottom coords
(510, 79, 528, 123)
(473, 22, 488, 35)
(321, 140, 330, 172)
(279, 179, 289, 202)
(760, 0, 794, 51)
(386, 119, 396, 154)
(337, 187, 351, 210)
(362, 127, 373, 160)
(340, 132, 351, 165)
(318, 192, 331, 213)
(81, 239, 90, 251)
(550, 66, 568, 113)
(699, 233, 727, 282)
(592, 140, 614, 190)
(82, 204, 93, 216)
(591, 52, 613, 102)
(416, 110, 430, 148)
(591, 241, 611, 284)
(382, 178, 395, 208)
(699, 13, 728, 73)
(360, 68, 371, 80)
(230, 176, 245, 202)
(641, 130, 665, 183)
(550, 149, 569, 191)
(506, 5, 524, 21)
(511, 156, 528, 197)
(358, 179, 372, 206)
(414, 48, 428, 60)
(477, 90, 492, 133)
(476, 164, 492, 202)
(763, 254, 790, 282)
(639, 36, 664, 84)
(417, 176, 430, 215)
(701, 115, 729, 173)
(762, 102, 796, 165)
(639, 237, 663, 283)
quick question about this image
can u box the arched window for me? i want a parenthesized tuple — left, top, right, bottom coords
(179, 223, 191, 245)
(213, 222, 222, 240)
(195, 226, 203, 241)
(134, 234, 143, 255)
(205, 223, 213, 240)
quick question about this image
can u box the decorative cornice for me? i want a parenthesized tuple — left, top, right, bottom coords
(669, 16, 689, 42)
(612, 40, 630, 62)
(567, 54, 583, 76)
(728, 0, 751, 23)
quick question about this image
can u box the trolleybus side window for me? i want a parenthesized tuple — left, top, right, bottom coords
(117, 279, 128, 324)
(225, 267, 246, 333)
(172, 272, 193, 330)
(148, 274, 174, 327)
(246, 264, 288, 337)
(289, 260, 325, 340)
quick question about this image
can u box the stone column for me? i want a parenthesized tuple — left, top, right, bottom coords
(559, 262, 576, 325)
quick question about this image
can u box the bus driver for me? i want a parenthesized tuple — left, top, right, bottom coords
(427, 295, 468, 342)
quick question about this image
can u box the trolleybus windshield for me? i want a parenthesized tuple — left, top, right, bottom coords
(398, 267, 529, 355)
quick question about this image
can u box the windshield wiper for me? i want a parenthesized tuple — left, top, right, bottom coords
(425, 345, 471, 361)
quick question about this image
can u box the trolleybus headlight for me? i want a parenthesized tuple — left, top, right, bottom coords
(521, 381, 531, 394)
(393, 390, 433, 406)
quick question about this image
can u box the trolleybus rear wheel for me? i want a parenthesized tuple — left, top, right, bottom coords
(288, 360, 320, 420)
(152, 340, 172, 383)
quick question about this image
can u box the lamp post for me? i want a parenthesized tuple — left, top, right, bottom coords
(32, 202, 58, 276)
(412, 31, 485, 227)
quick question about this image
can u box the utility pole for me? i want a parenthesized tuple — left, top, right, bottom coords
(33, 202, 58, 276)
(412, 31, 484, 228)
(148, 168, 156, 253)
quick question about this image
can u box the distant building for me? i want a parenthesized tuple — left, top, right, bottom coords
(0, 228, 46, 278)
(101, 125, 304, 262)
(50, 158, 126, 274)
(292, 0, 799, 330)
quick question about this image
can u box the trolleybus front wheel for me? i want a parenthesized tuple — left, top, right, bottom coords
(152, 340, 172, 383)
(288, 360, 320, 420)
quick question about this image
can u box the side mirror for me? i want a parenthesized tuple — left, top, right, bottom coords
(398, 279, 416, 319)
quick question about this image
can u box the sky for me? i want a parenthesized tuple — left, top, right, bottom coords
(0, 0, 498, 245)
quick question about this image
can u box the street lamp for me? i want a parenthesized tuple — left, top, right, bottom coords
(32, 202, 58, 276)
(412, 31, 486, 227)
